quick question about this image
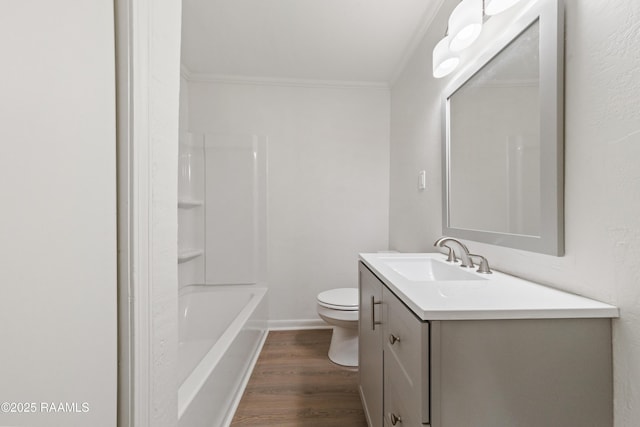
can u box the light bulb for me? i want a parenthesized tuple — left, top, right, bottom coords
(433, 36, 460, 78)
(448, 0, 483, 52)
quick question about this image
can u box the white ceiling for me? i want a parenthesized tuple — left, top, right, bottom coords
(181, 0, 443, 83)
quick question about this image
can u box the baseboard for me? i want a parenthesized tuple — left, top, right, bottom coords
(268, 319, 331, 331)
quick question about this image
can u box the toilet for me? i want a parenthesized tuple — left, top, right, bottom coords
(316, 288, 359, 367)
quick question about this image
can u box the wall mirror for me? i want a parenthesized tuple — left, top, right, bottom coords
(442, 0, 564, 255)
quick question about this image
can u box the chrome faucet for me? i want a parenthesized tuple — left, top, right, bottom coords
(433, 237, 492, 274)
(434, 237, 474, 267)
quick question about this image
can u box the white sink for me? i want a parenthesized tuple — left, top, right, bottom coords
(379, 257, 485, 282)
(359, 252, 620, 320)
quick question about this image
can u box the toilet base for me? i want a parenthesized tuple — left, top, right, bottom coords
(328, 325, 359, 367)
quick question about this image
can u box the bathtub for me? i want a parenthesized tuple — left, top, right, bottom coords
(178, 285, 268, 427)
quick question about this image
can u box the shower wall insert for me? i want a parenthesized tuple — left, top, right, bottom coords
(177, 132, 269, 427)
(178, 132, 268, 287)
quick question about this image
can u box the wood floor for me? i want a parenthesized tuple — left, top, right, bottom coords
(231, 329, 368, 427)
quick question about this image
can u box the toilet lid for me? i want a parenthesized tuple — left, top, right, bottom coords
(317, 288, 358, 310)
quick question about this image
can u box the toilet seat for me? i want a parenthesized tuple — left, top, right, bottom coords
(317, 288, 358, 311)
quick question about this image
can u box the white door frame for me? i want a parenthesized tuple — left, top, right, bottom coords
(116, 0, 152, 425)
(116, 0, 182, 426)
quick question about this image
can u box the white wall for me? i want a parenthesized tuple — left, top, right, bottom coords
(188, 80, 390, 325)
(0, 2, 116, 426)
(390, 0, 640, 425)
(389, 0, 453, 254)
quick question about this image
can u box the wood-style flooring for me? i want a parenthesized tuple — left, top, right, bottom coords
(231, 329, 368, 427)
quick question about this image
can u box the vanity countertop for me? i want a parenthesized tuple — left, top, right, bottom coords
(359, 252, 619, 321)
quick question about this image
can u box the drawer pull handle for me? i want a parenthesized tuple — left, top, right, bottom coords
(371, 296, 382, 330)
(389, 413, 402, 425)
(389, 334, 400, 345)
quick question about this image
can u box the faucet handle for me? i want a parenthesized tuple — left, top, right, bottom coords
(469, 254, 492, 274)
(443, 245, 458, 263)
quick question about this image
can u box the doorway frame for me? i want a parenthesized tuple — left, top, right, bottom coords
(115, 0, 151, 425)
(115, 1, 181, 426)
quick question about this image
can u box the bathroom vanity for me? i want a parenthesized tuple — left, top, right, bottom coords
(358, 253, 619, 427)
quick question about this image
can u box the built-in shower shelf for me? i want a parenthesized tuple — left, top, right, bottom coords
(178, 199, 204, 209)
(178, 249, 204, 263)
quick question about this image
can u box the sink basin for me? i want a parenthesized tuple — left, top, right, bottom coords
(380, 257, 485, 282)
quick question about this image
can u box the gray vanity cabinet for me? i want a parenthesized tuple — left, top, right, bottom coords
(358, 261, 614, 427)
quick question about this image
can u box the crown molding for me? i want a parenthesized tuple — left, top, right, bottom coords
(180, 65, 389, 90)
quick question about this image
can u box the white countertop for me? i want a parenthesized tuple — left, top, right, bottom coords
(359, 252, 619, 321)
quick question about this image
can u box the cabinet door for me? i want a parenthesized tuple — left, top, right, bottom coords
(359, 262, 384, 427)
(384, 352, 423, 427)
(383, 287, 430, 425)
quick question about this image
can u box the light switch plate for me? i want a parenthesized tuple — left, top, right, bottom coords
(418, 170, 426, 190)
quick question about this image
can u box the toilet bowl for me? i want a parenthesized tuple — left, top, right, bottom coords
(317, 288, 359, 367)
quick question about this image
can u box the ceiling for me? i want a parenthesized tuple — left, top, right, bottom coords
(181, 0, 443, 84)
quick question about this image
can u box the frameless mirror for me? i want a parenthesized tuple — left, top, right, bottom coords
(442, 0, 564, 255)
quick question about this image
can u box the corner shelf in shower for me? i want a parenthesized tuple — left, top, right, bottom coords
(178, 198, 204, 209)
(178, 249, 204, 264)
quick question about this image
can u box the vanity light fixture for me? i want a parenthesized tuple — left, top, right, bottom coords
(432, 0, 524, 78)
(448, 0, 483, 52)
(433, 35, 461, 78)
(485, 0, 524, 15)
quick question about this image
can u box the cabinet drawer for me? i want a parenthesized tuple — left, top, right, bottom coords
(383, 287, 430, 424)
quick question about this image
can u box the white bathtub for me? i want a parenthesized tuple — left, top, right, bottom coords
(178, 285, 268, 427)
